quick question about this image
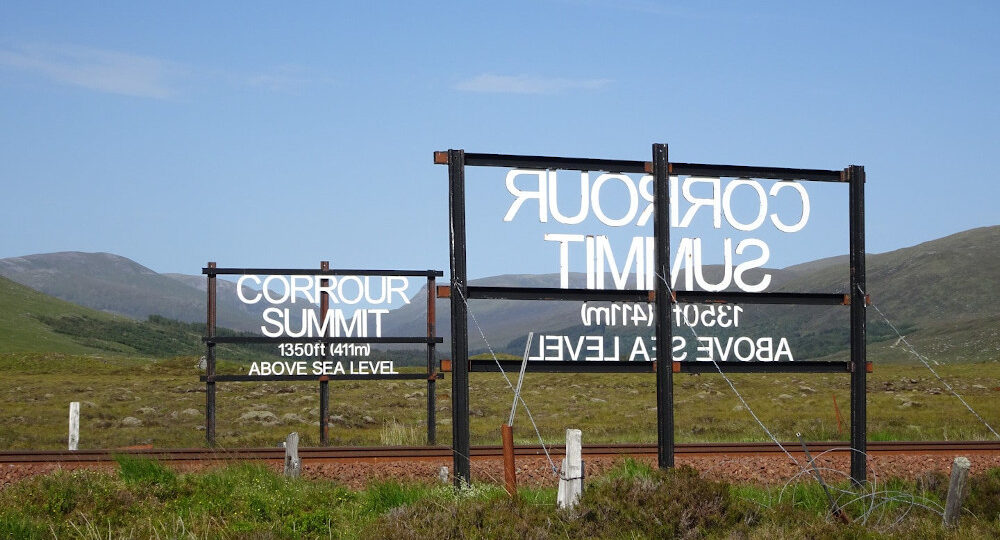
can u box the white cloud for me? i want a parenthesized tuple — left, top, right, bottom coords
(455, 74, 612, 95)
(245, 65, 334, 93)
(0, 43, 181, 99)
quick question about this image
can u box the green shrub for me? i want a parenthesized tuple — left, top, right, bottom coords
(968, 467, 1000, 520)
(602, 456, 655, 481)
(0, 513, 47, 539)
(115, 455, 176, 485)
(572, 465, 739, 537)
(361, 481, 430, 515)
(114, 454, 179, 501)
(366, 464, 742, 538)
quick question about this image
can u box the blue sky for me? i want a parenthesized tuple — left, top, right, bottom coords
(1, 1, 997, 279)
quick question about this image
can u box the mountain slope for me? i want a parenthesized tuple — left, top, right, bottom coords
(0, 274, 279, 359)
(0, 275, 121, 354)
(4, 226, 998, 362)
(386, 226, 1000, 360)
(0, 252, 296, 332)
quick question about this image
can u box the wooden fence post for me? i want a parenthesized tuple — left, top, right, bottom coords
(68, 402, 79, 451)
(284, 432, 301, 478)
(943, 456, 970, 527)
(557, 428, 583, 509)
(502, 424, 516, 498)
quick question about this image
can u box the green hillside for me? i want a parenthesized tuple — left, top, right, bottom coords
(771, 225, 1000, 332)
(0, 275, 121, 354)
(0, 275, 274, 360)
(390, 226, 1000, 363)
(0, 251, 301, 332)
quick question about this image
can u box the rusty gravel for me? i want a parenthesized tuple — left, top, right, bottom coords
(4, 452, 1000, 491)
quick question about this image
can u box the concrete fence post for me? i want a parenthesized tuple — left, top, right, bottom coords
(943, 456, 971, 527)
(284, 432, 301, 478)
(557, 428, 583, 509)
(68, 402, 80, 451)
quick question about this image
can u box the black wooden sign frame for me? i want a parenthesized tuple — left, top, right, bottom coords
(435, 144, 868, 486)
(201, 262, 444, 447)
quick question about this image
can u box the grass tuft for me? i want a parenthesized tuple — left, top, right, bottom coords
(0, 513, 48, 539)
(379, 418, 421, 446)
(968, 467, 1000, 520)
(115, 454, 176, 486)
(361, 481, 431, 515)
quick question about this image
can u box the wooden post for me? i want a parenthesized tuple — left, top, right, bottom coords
(68, 402, 80, 451)
(502, 424, 516, 498)
(206, 261, 217, 446)
(284, 432, 301, 478)
(848, 166, 867, 485)
(501, 333, 531, 499)
(943, 456, 971, 527)
(652, 143, 674, 469)
(319, 261, 330, 446)
(426, 275, 437, 445)
(447, 149, 471, 487)
(557, 428, 583, 509)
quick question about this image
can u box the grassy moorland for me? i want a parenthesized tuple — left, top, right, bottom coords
(2, 456, 999, 538)
(1, 352, 998, 450)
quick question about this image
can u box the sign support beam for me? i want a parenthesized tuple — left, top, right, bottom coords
(205, 261, 217, 447)
(849, 165, 867, 485)
(447, 149, 472, 486)
(426, 275, 437, 445)
(319, 261, 330, 446)
(652, 143, 674, 468)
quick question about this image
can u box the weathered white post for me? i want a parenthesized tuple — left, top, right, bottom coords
(557, 428, 583, 509)
(943, 456, 971, 527)
(284, 432, 301, 478)
(68, 402, 80, 451)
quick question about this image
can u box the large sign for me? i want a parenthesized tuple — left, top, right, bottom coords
(437, 146, 868, 486)
(200, 264, 443, 446)
(233, 273, 412, 376)
(500, 170, 811, 363)
(503, 171, 808, 292)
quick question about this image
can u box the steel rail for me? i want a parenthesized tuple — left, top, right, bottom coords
(2, 441, 998, 465)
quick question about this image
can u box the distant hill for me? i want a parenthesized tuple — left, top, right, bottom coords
(0, 275, 122, 354)
(0, 252, 298, 332)
(0, 274, 275, 359)
(385, 226, 1000, 362)
(3, 226, 998, 363)
(774, 225, 1000, 329)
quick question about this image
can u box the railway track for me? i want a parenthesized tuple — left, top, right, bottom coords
(2, 441, 998, 465)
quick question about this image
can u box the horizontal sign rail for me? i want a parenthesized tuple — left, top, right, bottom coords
(203, 267, 443, 277)
(462, 360, 858, 374)
(201, 374, 441, 382)
(436, 151, 651, 174)
(471, 360, 656, 373)
(466, 286, 653, 302)
(443, 285, 849, 306)
(204, 336, 443, 344)
(670, 163, 844, 182)
(434, 151, 844, 183)
(676, 291, 848, 305)
(676, 361, 856, 374)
